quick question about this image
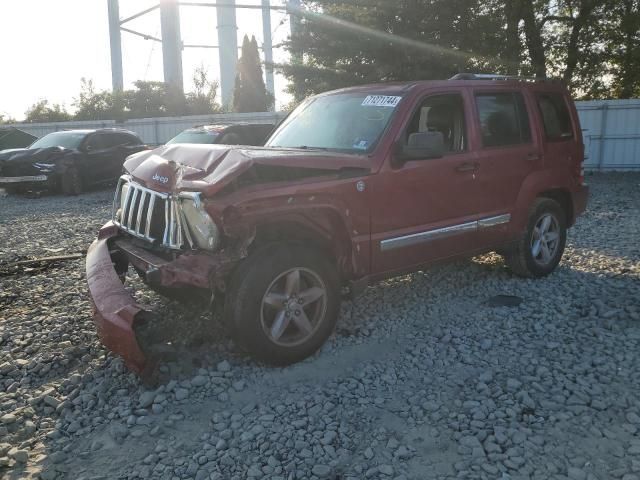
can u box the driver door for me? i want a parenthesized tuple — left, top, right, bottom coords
(370, 90, 483, 275)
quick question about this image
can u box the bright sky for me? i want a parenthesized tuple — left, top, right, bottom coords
(0, 0, 292, 120)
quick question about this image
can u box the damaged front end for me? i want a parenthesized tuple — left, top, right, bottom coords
(86, 221, 250, 374)
(88, 144, 367, 373)
(88, 172, 254, 373)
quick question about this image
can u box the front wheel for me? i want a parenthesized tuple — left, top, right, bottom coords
(225, 244, 341, 365)
(504, 198, 567, 278)
(60, 166, 83, 195)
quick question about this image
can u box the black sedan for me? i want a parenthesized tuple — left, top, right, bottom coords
(0, 128, 147, 195)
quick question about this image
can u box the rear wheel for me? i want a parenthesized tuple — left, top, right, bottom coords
(505, 198, 567, 278)
(225, 244, 340, 365)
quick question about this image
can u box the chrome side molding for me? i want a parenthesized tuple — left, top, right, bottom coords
(380, 214, 511, 252)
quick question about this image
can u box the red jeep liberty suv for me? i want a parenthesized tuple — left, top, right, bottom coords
(86, 74, 588, 373)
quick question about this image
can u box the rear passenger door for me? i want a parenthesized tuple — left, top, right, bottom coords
(471, 89, 541, 243)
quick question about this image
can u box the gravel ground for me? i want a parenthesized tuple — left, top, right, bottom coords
(1, 173, 639, 480)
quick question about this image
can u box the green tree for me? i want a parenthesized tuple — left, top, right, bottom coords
(73, 78, 120, 120)
(232, 35, 272, 112)
(281, 0, 638, 100)
(24, 100, 71, 123)
(0, 113, 17, 125)
(121, 80, 183, 118)
(186, 66, 223, 114)
(280, 0, 510, 102)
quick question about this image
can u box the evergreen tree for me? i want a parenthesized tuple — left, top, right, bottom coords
(232, 35, 271, 112)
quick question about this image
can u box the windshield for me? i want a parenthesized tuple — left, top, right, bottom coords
(30, 131, 86, 149)
(166, 130, 219, 145)
(266, 92, 402, 153)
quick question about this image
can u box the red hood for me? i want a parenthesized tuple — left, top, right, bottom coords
(123, 144, 370, 196)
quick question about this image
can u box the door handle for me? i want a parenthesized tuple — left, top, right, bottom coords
(455, 162, 478, 172)
(526, 153, 541, 161)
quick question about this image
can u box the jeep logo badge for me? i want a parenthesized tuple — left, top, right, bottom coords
(152, 173, 169, 184)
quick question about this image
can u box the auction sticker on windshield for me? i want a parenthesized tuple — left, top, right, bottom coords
(361, 95, 402, 107)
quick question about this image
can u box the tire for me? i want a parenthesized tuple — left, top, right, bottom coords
(60, 166, 83, 195)
(504, 198, 567, 278)
(225, 244, 341, 365)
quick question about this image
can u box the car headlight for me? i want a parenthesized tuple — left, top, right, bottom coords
(180, 194, 220, 250)
(33, 162, 55, 172)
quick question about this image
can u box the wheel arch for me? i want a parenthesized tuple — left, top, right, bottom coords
(248, 209, 355, 281)
(537, 188, 574, 226)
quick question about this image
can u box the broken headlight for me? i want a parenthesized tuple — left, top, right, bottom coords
(180, 193, 220, 251)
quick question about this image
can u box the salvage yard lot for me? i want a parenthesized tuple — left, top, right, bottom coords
(1, 173, 639, 480)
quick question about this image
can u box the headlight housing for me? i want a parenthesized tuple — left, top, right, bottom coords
(114, 182, 129, 223)
(33, 162, 56, 172)
(180, 193, 220, 251)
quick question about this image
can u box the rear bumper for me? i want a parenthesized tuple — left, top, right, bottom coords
(571, 184, 589, 224)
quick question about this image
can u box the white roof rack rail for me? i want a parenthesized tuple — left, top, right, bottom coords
(449, 73, 561, 83)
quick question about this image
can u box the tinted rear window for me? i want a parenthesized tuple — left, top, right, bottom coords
(537, 93, 573, 140)
(475, 92, 531, 147)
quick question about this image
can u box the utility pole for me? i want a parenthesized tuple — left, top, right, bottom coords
(107, 0, 124, 92)
(262, 0, 275, 108)
(160, 0, 184, 93)
(217, 0, 239, 107)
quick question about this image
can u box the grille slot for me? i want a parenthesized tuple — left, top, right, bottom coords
(112, 176, 184, 249)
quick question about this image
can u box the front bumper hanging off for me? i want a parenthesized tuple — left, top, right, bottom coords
(86, 227, 149, 373)
(86, 222, 241, 373)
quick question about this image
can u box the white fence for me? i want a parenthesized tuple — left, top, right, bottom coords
(6, 100, 640, 170)
(6, 111, 286, 146)
(577, 99, 640, 171)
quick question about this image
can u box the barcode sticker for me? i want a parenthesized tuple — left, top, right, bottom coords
(361, 95, 402, 107)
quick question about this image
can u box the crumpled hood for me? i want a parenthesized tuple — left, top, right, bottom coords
(0, 146, 72, 165)
(123, 144, 370, 196)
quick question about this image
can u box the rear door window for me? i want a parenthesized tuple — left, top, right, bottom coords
(475, 92, 531, 147)
(85, 134, 109, 151)
(536, 93, 573, 140)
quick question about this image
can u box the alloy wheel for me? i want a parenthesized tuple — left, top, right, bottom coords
(530, 213, 560, 266)
(260, 267, 327, 347)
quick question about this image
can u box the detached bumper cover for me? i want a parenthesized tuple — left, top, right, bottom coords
(86, 227, 148, 373)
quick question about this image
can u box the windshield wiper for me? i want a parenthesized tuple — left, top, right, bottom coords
(294, 145, 329, 151)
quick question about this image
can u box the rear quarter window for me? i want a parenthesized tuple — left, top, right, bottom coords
(536, 93, 573, 140)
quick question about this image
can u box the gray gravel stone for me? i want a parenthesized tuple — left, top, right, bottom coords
(1, 174, 639, 480)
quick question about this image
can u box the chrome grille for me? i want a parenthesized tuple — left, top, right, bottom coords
(112, 176, 184, 249)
